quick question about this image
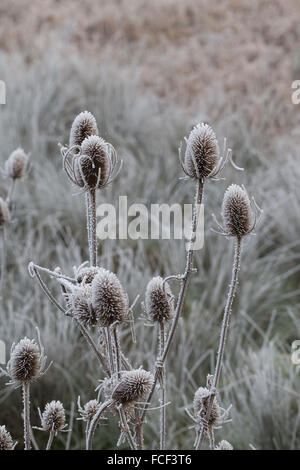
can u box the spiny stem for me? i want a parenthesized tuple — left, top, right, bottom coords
(87, 189, 97, 266)
(86, 399, 113, 450)
(105, 327, 115, 376)
(0, 228, 6, 297)
(75, 320, 110, 376)
(23, 382, 31, 450)
(140, 179, 204, 430)
(46, 429, 55, 450)
(118, 406, 137, 450)
(196, 237, 242, 450)
(112, 326, 121, 378)
(159, 322, 166, 450)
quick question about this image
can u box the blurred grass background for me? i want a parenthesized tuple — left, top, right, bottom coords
(0, 0, 299, 449)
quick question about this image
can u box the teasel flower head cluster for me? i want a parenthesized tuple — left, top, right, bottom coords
(4, 148, 29, 180)
(0, 198, 10, 228)
(0, 425, 15, 450)
(212, 184, 262, 239)
(61, 111, 122, 192)
(179, 123, 237, 182)
(91, 268, 128, 327)
(145, 276, 174, 323)
(38, 401, 67, 433)
(77, 398, 101, 422)
(4, 334, 48, 387)
(215, 440, 233, 450)
(66, 284, 98, 327)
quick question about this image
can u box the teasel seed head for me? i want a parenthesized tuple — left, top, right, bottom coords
(67, 285, 97, 327)
(69, 111, 98, 148)
(111, 369, 154, 405)
(41, 401, 66, 432)
(91, 268, 127, 327)
(8, 338, 42, 384)
(5, 148, 28, 180)
(79, 400, 101, 422)
(193, 387, 220, 426)
(184, 123, 219, 180)
(222, 184, 252, 238)
(0, 198, 10, 228)
(215, 440, 233, 450)
(145, 276, 174, 323)
(74, 135, 110, 189)
(0, 426, 14, 450)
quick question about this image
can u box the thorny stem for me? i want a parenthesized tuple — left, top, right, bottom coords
(105, 327, 115, 376)
(75, 320, 110, 376)
(0, 228, 6, 297)
(159, 322, 166, 450)
(196, 237, 242, 450)
(87, 189, 97, 266)
(118, 406, 137, 450)
(23, 382, 31, 450)
(6, 179, 15, 207)
(86, 399, 113, 450)
(112, 325, 121, 378)
(139, 179, 204, 445)
(46, 429, 55, 450)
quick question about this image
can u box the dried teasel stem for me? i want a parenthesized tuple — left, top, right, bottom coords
(196, 237, 242, 449)
(23, 382, 31, 450)
(0, 227, 6, 297)
(86, 399, 113, 450)
(46, 428, 55, 451)
(87, 188, 97, 266)
(140, 179, 204, 441)
(159, 322, 166, 450)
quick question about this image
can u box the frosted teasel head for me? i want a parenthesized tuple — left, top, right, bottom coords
(215, 440, 233, 450)
(4, 148, 29, 180)
(179, 123, 242, 181)
(212, 184, 262, 239)
(0, 198, 10, 228)
(66, 284, 98, 327)
(91, 268, 128, 327)
(39, 401, 67, 433)
(61, 112, 122, 193)
(74, 264, 100, 284)
(5, 332, 48, 386)
(145, 276, 174, 323)
(77, 397, 101, 422)
(0, 425, 15, 450)
(111, 369, 154, 406)
(69, 111, 99, 148)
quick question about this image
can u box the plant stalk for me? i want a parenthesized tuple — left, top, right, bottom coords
(23, 382, 31, 450)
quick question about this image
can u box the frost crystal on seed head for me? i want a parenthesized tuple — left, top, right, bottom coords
(0, 198, 10, 227)
(222, 184, 252, 237)
(0, 425, 14, 450)
(74, 135, 109, 189)
(41, 401, 66, 432)
(67, 285, 97, 327)
(111, 369, 154, 405)
(91, 268, 127, 327)
(184, 123, 219, 180)
(145, 276, 174, 323)
(8, 337, 41, 384)
(215, 440, 233, 450)
(5, 148, 28, 180)
(69, 111, 98, 147)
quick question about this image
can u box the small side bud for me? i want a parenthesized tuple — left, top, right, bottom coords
(193, 387, 220, 426)
(215, 440, 233, 450)
(5, 148, 28, 180)
(79, 400, 101, 422)
(0, 425, 14, 450)
(74, 135, 109, 189)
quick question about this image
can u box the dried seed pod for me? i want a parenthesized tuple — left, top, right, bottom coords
(91, 268, 127, 327)
(215, 440, 233, 450)
(145, 276, 174, 323)
(0, 198, 10, 228)
(8, 338, 41, 384)
(69, 111, 98, 148)
(111, 369, 154, 405)
(79, 400, 101, 422)
(222, 184, 252, 238)
(41, 401, 66, 432)
(5, 148, 28, 180)
(0, 425, 14, 450)
(184, 123, 219, 180)
(193, 387, 220, 426)
(74, 135, 109, 189)
(68, 285, 97, 327)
